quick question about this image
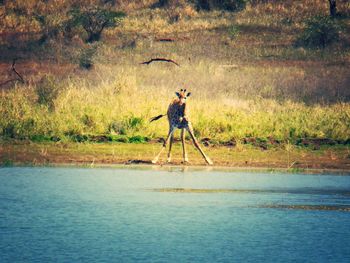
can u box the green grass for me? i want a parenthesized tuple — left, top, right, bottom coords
(1, 81, 349, 143)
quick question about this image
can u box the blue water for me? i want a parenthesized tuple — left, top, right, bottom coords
(1, 167, 350, 262)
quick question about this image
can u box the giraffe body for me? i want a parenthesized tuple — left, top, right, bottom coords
(167, 100, 188, 129)
(151, 90, 213, 165)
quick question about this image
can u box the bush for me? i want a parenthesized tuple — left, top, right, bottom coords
(128, 135, 148, 143)
(228, 25, 240, 39)
(296, 15, 342, 48)
(107, 134, 129, 143)
(126, 116, 144, 132)
(79, 46, 97, 69)
(157, 0, 171, 7)
(108, 121, 127, 135)
(36, 75, 61, 110)
(221, 0, 247, 11)
(195, 0, 247, 12)
(29, 135, 52, 142)
(108, 116, 144, 135)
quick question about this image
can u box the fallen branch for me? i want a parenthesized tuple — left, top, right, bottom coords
(0, 78, 19, 87)
(140, 58, 180, 67)
(156, 38, 175, 42)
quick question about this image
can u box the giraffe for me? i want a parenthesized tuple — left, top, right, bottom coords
(150, 89, 213, 165)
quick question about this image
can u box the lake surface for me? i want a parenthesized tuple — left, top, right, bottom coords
(1, 167, 350, 262)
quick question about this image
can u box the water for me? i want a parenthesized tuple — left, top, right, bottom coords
(1, 167, 350, 262)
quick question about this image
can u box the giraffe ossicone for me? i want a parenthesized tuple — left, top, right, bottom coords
(150, 89, 213, 165)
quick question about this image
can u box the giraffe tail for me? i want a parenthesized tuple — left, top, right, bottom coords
(150, 114, 166, 122)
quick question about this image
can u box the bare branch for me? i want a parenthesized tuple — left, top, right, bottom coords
(140, 58, 180, 67)
(0, 59, 25, 88)
(11, 59, 25, 83)
(0, 78, 19, 87)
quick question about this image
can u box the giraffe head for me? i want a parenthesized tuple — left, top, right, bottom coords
(175, 89, 191, 104)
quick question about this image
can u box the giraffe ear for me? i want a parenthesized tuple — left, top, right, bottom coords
(175, 92, 180, 98)
(186, 92, 191, 97)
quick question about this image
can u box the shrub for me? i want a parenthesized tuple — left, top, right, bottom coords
(30, 135, 52, 142)
(156, 0, 187, 8)
(221, 0, 247, 11)
(108, 116, 144, 135)
(228, 25, 240, 39)
(82, 114, 95, 128)
(36, 75, 61, 110)
(296, 15, 342, 48)
(107, 134, 129, 143)
(195, 0, 210, 10)
(166, 7, 183, 23)
(78, 46, 97, 69)
(157, 0, 171, 7)
(108, 121, 127, 135)
(2, 123, 16, 138)
(195, 0, 247, 12)
(126, 116, 144, 132)
(128, 135, 148, 143)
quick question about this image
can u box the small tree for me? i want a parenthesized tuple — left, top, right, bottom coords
(69, 7, 125, 43)
(296, 15, 342, 48)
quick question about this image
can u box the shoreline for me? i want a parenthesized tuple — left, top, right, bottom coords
(2, 162, 349, 176)
(1, 141, 349, 174)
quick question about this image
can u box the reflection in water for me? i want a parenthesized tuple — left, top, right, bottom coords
(150, 165, 215, 173)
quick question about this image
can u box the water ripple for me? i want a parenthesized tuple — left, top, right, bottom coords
(151, 188, 350, 196)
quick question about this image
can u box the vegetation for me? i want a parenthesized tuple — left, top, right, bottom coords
(296, 15, 343, 48)
(194, 0, 247, 11)
(78, 45, 97, 69)
(69, 7, 126, 43)
(1, 77, 349, 143)
(0, 0, 349, 153)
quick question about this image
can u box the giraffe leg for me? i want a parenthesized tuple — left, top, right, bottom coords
(181, 128, 188, 163)
(186, 125, 213, 165)
(152, 127, 175, 164)
(167, 133, 174, 163)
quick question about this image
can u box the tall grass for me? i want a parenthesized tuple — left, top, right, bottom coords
(1, 65, 349, 142)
